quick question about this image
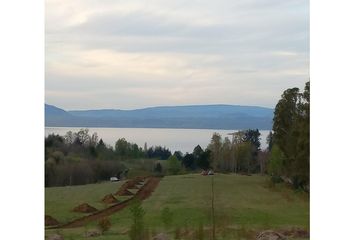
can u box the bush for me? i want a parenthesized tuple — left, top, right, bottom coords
(51, 151, 65, 164)
(167, 155, 181, 175)
(270, 175, 283, 184)
(97, 217, 111, 234)
(129, 200, 145, 240)
(161, 207, 173, 230)
(267, 144, 285, 176)
(154, 162, 162, 173)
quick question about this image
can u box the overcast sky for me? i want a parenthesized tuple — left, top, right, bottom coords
(45, 0, 309, 110)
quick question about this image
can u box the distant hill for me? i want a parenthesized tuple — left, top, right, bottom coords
(45, 104, 274, 130)
(45, 104, 82, 126)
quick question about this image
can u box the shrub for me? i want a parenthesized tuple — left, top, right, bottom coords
(129, 200, 145, 240)
(267, 144, 285, 176)
(167, 155, 181, 175)
(161, 207, 173, 230)
(51, 151, 65, 164)
(271, 175, 283, 184)
(154, 162, 162, 173)
(97, 217, 111, 234)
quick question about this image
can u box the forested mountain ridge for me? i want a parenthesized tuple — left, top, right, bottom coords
(45, 104, 274, 130)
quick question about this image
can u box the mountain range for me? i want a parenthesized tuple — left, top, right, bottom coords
(45, 104, 274, 130)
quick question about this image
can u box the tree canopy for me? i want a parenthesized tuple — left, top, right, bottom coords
(271, 81, 310, 189)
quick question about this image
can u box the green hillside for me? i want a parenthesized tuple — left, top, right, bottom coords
(45, 174, 309, 240)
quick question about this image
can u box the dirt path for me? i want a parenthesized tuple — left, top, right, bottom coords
(50, 177, 161, 229)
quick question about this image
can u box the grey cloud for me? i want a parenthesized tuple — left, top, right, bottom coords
(45, 0, 309, 110)
(53, 0, 308, 54)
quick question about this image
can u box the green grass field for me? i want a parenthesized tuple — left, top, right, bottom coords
(45, 174, 309, 239)
(45, 181, 134, 223)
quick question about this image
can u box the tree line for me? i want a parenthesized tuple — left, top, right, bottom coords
(45, 128, 266, 185)
(45, 129, 173, 187)
(160, 129, 265, 176)
(207, 129, 263, 174)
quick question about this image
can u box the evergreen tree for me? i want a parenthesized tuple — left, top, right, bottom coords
(182, 153, 195, 170)
(167, 155, 181, 175)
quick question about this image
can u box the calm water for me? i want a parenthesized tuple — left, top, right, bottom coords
(45, 127, 271, 153)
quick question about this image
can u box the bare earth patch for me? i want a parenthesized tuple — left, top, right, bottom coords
(45, 215, 59, 226)
(72, 203, 98, 213)
(101, 194, 118, 204)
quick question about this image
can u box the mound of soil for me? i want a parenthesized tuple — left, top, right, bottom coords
(73, 203, 98, 213)
(45, 215, 59, 226)
(136, 180, 145, 185)
(123, 181, 139, 189)
(101, 194, 118, 204)
(133, 176, 145, 183)
(115, 189, 134, 196)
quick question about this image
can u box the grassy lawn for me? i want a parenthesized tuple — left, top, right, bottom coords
(45, 174, 309, 239)
(45, 181, 129, 223)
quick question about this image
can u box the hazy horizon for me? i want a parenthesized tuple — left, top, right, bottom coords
(46, 102, 275, 111)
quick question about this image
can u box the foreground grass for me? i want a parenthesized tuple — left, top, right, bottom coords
(45, 174, 309, 239)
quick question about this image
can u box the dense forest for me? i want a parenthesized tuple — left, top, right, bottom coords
(45, 129, 172, 187)
(45, 82, 309, 190)
(44, 128, 262, 187)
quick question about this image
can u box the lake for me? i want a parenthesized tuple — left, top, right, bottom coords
(45, 127, 271, 153)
